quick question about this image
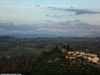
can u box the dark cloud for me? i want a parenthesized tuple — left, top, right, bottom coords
(65, 9, 100, 15)
(48, 6, 100, 15)
(35, 5, 41, 7)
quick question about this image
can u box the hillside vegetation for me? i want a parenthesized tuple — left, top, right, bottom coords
(0, 45, 100, 75)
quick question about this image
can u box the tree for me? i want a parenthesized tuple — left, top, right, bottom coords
(61, 44, 73, 51)
(49, 45, 62, 54)
(41, 51, 48, 56)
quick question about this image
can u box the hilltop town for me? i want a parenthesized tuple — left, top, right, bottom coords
(61, 44, 100, 65)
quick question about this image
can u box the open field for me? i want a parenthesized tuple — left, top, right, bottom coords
(0, 37, 100, 57)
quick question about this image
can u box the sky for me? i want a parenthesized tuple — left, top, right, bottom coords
(0, 0, 100, 37)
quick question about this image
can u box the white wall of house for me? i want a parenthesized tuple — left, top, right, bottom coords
(79, 52, 85, 56)
(92, 57, 99, 63)
(66, 56, 76, 60)
(61, 49, 66, 53)
(67, 51, 73, 54)
(87, 57, 93, 62)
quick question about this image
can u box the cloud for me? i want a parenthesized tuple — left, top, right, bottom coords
(0, 28, 5, 31)
(35, 5, 41, 7)
(57, 21, 71, 26)
(0, 23, 37, 30)
(52, 15, 65, 18)
(48, 6, 100, 15)
(46, 14, 49, 17)
(70, 6, 74, 8)
(73, 19, 82, 23)
(5, 22, 14, 25)
(46, 20, 53, 23)
(29, 5, 32, 7)
(46, 14, 65, 18)
(66, 9, 100, 15)
(68, 15, 74, 16)
(48, 6, 62, 10)
(0, 21, 100, 37)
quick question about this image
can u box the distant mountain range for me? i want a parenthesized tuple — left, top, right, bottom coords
(0, 33, 100, 38)
(6, 33, 60, 38)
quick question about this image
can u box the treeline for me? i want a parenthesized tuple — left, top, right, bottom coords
(0, 36, 14, 39)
